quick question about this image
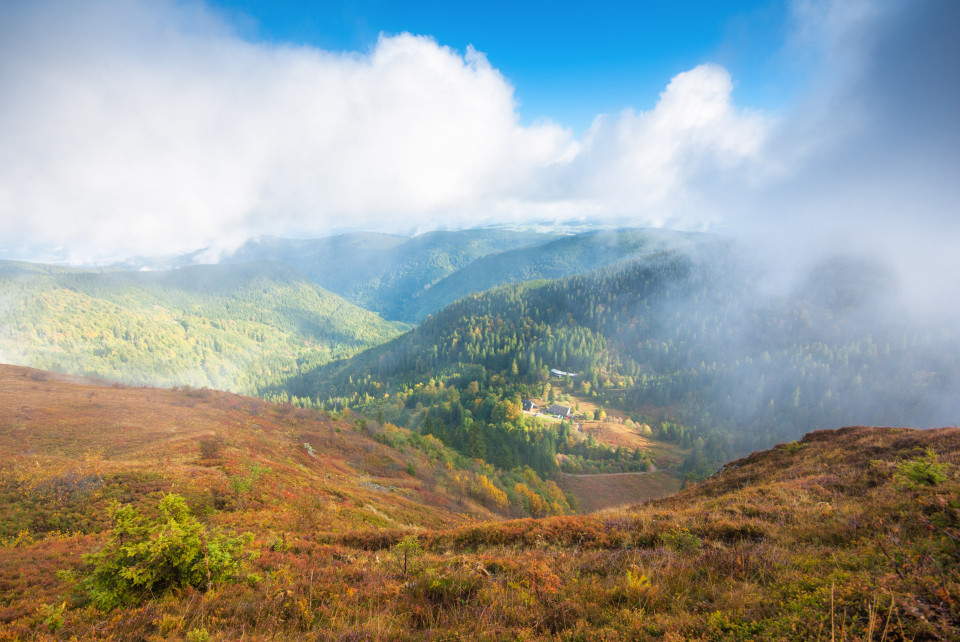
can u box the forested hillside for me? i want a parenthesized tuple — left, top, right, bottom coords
(4, 234, 957, 481)
(395, 228, 697, 321)
(218, 229, 560, 319)
(274, 245, 960, 476)
(0, 261, 407, 393)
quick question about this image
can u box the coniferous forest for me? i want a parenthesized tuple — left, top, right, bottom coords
(264, 241, 960, 480)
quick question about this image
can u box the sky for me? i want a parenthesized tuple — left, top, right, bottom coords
(0, 0, 957, 284)
(212, 0, 796, 130)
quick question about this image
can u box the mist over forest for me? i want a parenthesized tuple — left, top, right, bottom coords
(227, 228, 957, 476)
(3, 224, 958, 477)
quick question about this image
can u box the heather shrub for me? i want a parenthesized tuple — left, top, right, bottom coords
(660, 528, 702, 553)
(197, 436, 223, 460)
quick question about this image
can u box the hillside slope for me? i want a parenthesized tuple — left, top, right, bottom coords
(396, 228, 698, 321)
(0, 364, 484, 539)
(282, 248, 959, 475)
(220, 229, 561, 318)
(0, 261, 407, 393)
(0, 366, 956, 639)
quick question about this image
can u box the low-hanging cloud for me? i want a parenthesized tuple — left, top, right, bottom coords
(0, 0, 769, 263)
(730, 0, 960, 315)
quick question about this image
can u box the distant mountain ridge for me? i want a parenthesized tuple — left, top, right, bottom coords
(219, 229, 564, 319)
(396, 228, 701, 321)
(111, 227, 694, 322)
(0, 227, 701, 396)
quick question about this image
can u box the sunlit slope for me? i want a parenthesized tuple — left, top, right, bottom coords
(0, 260, 408, 392)
(327, 425, 958, 639)
(1, 366, 955, 641)
(0, 363, 478, 542)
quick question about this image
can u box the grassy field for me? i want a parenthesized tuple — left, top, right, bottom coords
(576, 419, 686, 468)
(558, 471, 681, 513)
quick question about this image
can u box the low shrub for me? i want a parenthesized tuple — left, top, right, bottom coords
(81, 493, 254, 609)
(895, 449, 950, 489)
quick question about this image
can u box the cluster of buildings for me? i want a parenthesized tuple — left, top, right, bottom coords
(522, 399, 573, 419)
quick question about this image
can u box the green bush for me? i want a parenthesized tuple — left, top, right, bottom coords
(895, 448, 950, 489)
(781, 441, 804, 455)
(393, 534, 424, 576)
(82, 493, 253, 609)
(660, 528, 702, 553)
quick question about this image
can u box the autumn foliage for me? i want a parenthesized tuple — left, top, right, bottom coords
(1, 365, 958, 640)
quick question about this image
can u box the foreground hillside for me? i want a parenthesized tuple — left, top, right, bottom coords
(0, 366, 957, 639)
(0, 261, 407, 392)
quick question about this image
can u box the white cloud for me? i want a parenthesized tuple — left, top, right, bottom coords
(10, 0, 949, 282)
(0, 0, 772, 262)
(568, 64, 769, 225)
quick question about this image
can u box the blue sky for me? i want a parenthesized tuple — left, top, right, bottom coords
(211, 0, 796, 131)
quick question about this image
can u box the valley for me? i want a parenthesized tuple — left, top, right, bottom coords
(3, 0, 957, 637)
(557, 470, 681, 514)
(1, 227, 959, 638)
(3, 227, 958, 498)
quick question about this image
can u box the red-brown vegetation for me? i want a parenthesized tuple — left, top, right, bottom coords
(1, 365, 958, 640)
(558, 470, 681, 513)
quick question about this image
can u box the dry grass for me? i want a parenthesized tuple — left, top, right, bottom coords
(558, 471, 682, 513)
(0, 364, 480, 531)
(576, 419, 686, 467)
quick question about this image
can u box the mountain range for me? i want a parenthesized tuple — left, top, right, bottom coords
(3, 227, 958, 474)
(0, 259, 406, 393)
(1, 224, 959, 638)
(115, 227, 694, 322)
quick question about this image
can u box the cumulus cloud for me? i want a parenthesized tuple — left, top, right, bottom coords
(1, 0, 954, 292)
(0, 0, 769, 262)
(0, 1, 577, 260)
(567, 64, 769, 226)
